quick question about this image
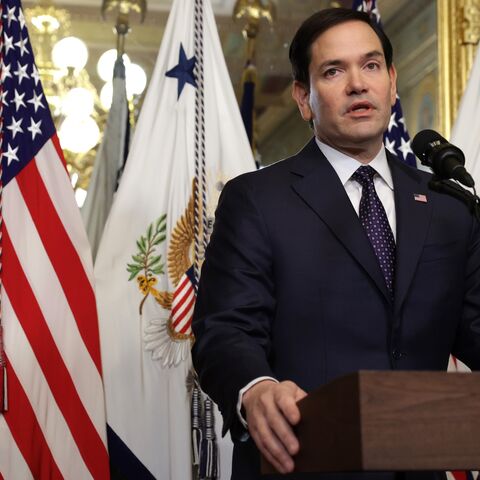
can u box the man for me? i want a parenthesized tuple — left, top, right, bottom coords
(192, 8, 480, 480)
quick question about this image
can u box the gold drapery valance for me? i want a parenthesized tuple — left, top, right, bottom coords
(438, 0, 480, 138)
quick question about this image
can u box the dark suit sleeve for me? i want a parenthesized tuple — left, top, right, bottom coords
(192, 176, 276, 439)
(451, 214, 480, 369)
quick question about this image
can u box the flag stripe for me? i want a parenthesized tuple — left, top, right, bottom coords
(15, 157, 102, 374)
(2, 359, 63, 480)
(172, 295, 195, 329)
(3, 227, 109, 479)
(175, 275, 190, 298)
(2, 290, 94, 479)
(0, 415, 34, 480)
(3, 176, 106, 438)
(172, 284, 194, 317)
(173, 311, 193, 333)
(35, 137, 96, 288)
(450, 473, 468, 480)
(51, 134, 67, 171)
(172, 290, 192, 318)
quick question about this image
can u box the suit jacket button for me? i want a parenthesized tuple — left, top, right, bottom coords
(392, 349, 404, 360)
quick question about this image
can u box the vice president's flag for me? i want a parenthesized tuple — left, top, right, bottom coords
(451, 44, 480, 181)
(94, 0, 255, 478)
(0, 0, 109, 478)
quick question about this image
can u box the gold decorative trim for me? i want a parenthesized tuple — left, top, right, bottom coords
(438, 0, 480, 139)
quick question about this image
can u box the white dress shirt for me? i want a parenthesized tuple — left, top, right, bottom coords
(236, 139, 397, 429)
(316, 138, 396, 239)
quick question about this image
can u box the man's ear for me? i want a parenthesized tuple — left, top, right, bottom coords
(292, 80, 313, 122)
(388, 64, 397, 106)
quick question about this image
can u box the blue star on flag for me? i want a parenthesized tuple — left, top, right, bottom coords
(165, 43, 196, 99)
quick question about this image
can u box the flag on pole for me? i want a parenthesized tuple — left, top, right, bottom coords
(0, 0, 110, 478)
(352, 0, 417, 167)
(82, 56, 130, 261)
(451, 44, 480, 181)
(94, 0, 255, 477)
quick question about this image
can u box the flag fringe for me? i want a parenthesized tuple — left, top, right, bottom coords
(199, 397, 218, 480)
(191, 380, 202, 466)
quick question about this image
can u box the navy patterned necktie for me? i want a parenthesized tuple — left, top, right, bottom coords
(352, 165, 396, 297)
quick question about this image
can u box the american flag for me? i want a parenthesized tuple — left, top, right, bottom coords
(0, 0, 109, 478)
(352, 0, 417, 167)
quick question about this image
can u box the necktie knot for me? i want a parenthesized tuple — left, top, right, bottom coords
(352, 165, 377, 187)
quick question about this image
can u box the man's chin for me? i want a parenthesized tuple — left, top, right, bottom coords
(315, 125, 386, 151)
(342, 125, 386, 145)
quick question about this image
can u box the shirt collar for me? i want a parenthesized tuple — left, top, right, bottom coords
(315, 138, 394, 190)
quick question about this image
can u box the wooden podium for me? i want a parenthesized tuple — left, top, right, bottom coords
(262, 371, 480, 474)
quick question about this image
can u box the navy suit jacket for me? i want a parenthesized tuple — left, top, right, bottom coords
(192, 139, 480, 480)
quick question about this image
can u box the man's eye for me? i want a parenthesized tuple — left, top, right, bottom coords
(324, 68, 338, 77)
(366, 62, 379, 70)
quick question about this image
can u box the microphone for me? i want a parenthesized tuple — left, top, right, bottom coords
(411, 129, 475, 188)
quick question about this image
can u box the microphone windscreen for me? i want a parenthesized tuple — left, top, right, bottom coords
(411, 129, 447, 159)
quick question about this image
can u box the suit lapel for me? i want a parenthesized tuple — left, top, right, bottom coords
(389, 154, 433, 315)
(290, 139, 391, 304)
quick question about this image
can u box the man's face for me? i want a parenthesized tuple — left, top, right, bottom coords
(293, 20, 397, 157)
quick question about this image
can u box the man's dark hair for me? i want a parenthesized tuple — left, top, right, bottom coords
(289, 8, 393, 87)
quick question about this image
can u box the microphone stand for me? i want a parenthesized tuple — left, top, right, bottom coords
(428, 176, 480, 222)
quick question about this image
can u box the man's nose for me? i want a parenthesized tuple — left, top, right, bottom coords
(346, 69, 368, 95)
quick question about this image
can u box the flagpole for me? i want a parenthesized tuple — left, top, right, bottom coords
(234, 0, 275, 160)
(115, 14, 129, 58)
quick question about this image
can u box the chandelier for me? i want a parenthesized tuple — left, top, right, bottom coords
(25, 1, 147, 193)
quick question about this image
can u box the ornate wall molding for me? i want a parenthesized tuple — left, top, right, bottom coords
(438, 0, 480, 138)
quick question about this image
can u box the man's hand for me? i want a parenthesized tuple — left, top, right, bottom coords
(242, 379, 307, 474)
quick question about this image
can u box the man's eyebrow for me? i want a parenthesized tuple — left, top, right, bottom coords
(364, 50, 384, 60)
(318, 50, 385, 70)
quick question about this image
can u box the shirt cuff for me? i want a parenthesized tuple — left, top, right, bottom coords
(236, 376, 278, 430)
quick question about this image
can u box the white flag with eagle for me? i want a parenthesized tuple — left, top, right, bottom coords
(94, 0, 255, 478)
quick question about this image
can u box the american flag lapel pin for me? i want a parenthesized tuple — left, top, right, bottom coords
(414, 193, 428, 203)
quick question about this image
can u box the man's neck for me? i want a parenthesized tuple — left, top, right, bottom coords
(316, 136, 383, 164)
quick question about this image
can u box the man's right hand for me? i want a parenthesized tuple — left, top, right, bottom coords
(242, 379, 307, 474)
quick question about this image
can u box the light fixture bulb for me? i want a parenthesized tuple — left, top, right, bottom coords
(71, 172, 79, 188)
(62, 88, 95, 117)
(126, 63, 147, 97)
(97, 49, 131, 82)
(75, 188, 88, 208)
(52, 36, 89, 71)
(59, 115, 100, 153)
(31, 14, 60, 34)
(100, 82, 113, 110)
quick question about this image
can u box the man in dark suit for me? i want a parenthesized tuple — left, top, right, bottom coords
(192, 8, 480, 480)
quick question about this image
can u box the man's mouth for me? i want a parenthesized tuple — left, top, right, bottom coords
(347, 101, 374, 113)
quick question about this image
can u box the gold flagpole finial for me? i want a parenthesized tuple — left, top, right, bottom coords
(101, 0, 146, 55)
(233, 0, 276, 37)
(233, 0, 275, 61)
